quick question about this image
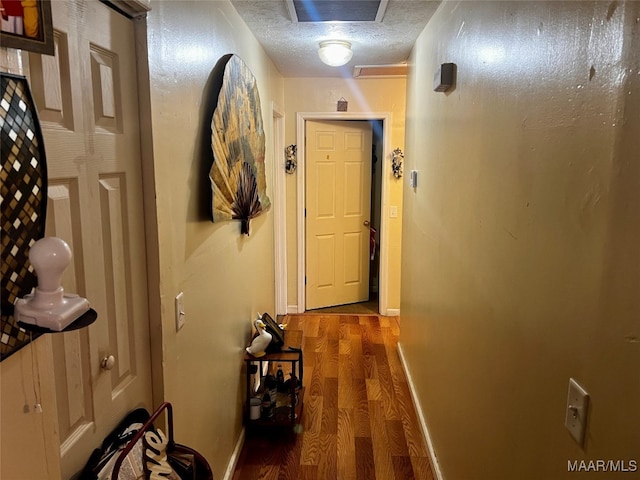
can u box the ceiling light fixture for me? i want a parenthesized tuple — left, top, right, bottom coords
(318, 40, 353, 67)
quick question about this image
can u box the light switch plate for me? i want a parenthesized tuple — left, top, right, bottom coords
(175, 292, 185, 331)
(565, 378, 589, 447)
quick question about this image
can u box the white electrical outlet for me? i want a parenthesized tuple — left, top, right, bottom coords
(175, 292, 185, 331)
(390, 205, 398, 218)
(565, 378, 589, 447)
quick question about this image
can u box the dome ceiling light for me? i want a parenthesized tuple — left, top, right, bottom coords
(318, 40, 353, 67)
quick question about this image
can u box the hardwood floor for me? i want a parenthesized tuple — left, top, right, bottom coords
(232, 314, 435, 480)
(306, 295, 380, 316)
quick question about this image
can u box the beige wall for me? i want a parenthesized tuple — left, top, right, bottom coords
(401, 1, 640, 479)
(145, 0, 283, 476)
(0, 337, 61, 479)
(283, 77, 406, 312)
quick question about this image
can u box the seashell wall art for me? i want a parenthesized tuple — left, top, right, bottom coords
(209, 55, 270, 235)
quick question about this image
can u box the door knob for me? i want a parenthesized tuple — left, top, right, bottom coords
(101, 355, 116, 371)
(363, 220, 370, 227)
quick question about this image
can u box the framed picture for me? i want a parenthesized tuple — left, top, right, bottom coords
(0, 0, 54, 56)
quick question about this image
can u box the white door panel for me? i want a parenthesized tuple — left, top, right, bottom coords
(306, 120, 372, 310)
(29, 1, 153, 477)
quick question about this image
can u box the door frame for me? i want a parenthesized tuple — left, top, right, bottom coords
(295, 112, 393, 315)
(272, 103, 287, 315)
(101, 0, 160, 405)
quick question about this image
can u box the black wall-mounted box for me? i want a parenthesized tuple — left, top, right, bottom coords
(434, 63, 455, 92)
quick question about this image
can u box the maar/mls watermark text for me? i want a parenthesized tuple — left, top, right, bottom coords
(568, 460, 637, 473)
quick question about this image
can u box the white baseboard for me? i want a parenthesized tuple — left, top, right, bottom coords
(287, 305, 299, 314)
(397, 342, 444, 480)
(386, 308, 400, 316)
(222, 427, 245, 480)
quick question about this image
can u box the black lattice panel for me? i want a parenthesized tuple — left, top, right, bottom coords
(1, 73, 48, 361)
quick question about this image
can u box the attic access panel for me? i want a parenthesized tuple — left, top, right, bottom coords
(288, 0, 388, 23)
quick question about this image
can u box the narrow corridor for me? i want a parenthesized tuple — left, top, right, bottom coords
(233, 314, 435, 480)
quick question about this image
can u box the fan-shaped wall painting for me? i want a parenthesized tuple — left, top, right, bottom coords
(210, 55, 270, 235)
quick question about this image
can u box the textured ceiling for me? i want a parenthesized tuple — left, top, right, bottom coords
(230, 0, 441, 78)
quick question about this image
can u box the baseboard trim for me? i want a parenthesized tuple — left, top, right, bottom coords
(397, 342, 444, 480)
(222, 427, 245, 480)
(386, 308, 400, 316)
(287, 305, 299, 314)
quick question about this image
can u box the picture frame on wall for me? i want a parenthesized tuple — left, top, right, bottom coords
(0, 0, 54, 56)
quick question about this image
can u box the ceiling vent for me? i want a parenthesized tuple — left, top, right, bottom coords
(286, 0, 388, 23)
(353, 64, 407, 78)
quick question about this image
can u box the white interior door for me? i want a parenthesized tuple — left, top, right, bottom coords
(305, 120, 372, 310)
(28, 1, 153, 477)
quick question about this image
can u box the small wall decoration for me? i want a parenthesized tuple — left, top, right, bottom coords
(210, 55, 270, 235)
(337, 97, 348, 112)
(392, 147, 404, 179)
(285, 144, 297, 174)
(1, 73, 48, 360)
(0, 0, 54, 56)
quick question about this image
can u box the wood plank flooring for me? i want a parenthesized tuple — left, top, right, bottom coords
(232, 314, 435, 480)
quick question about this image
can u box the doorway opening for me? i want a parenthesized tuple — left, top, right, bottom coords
(306, 119, 383, 316)
(296, 112, 394, 315)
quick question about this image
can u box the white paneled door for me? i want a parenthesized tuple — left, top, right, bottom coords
(305, 120, 372, 310)
(30, 1, 153, 477)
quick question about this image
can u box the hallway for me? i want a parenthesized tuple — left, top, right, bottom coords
(232, 314, 435, 480)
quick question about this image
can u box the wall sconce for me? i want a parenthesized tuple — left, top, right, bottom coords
(285, 144, 297, 174)
(14, 237, 93, 331)
(392, 148, 404, 179)
(318, 40, 353, 67)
